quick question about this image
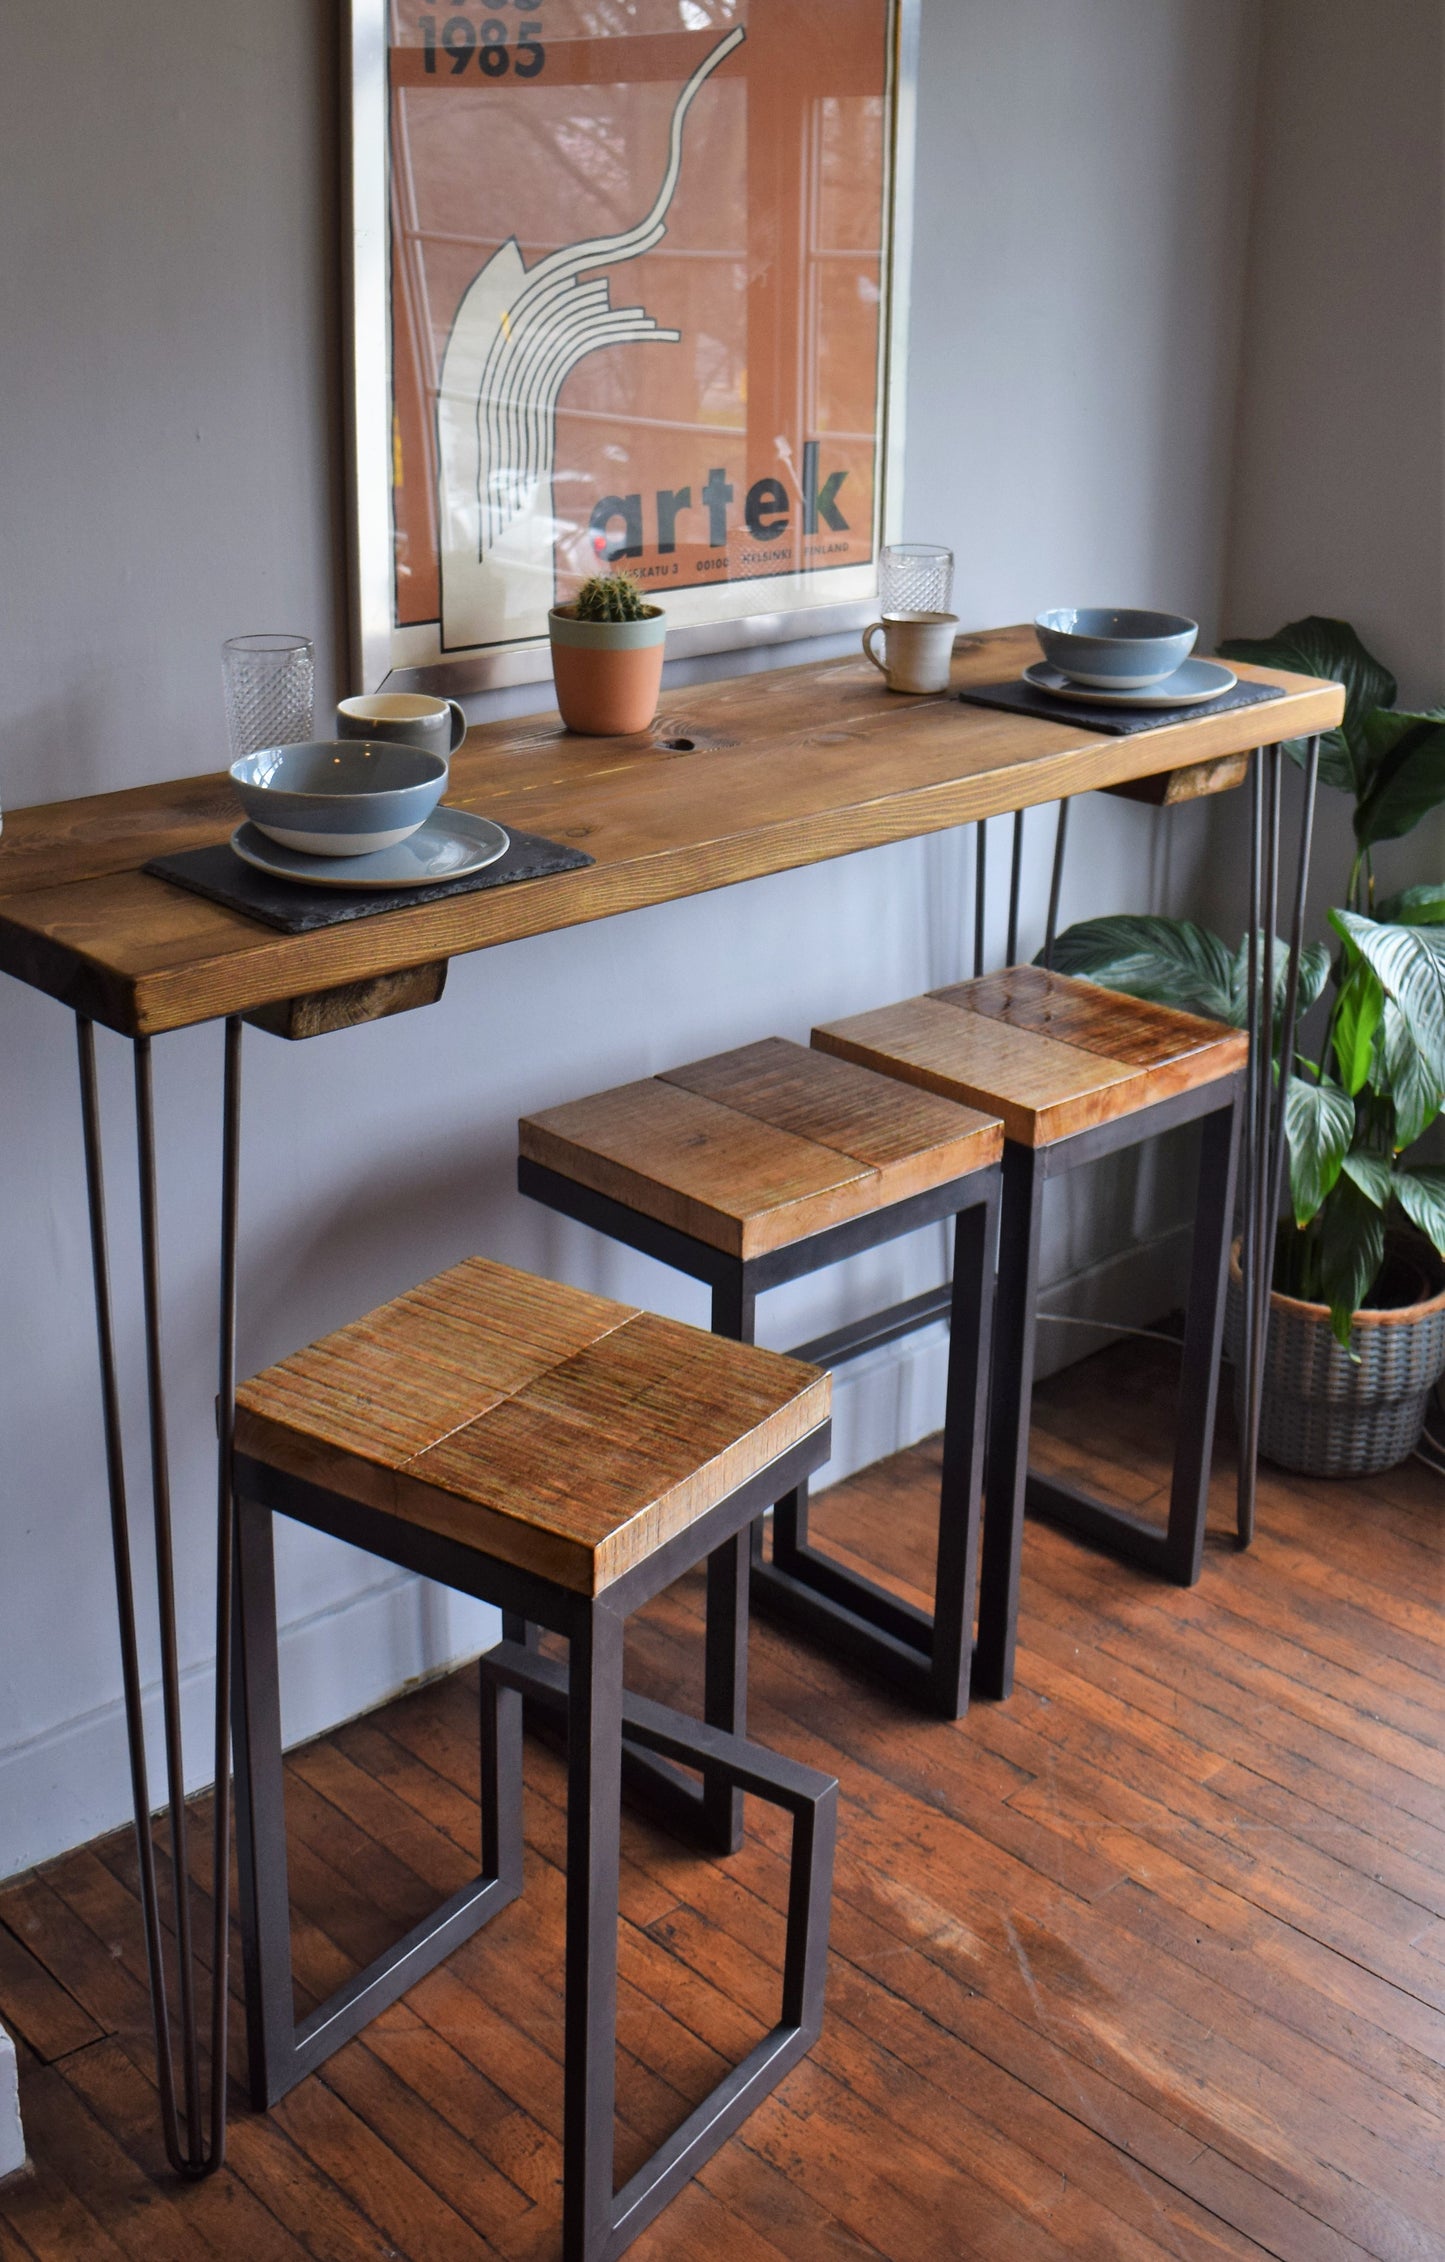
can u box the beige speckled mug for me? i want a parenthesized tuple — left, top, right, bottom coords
(861, 611, 959, 693)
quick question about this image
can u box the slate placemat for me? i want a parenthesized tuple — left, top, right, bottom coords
(146, 824, 594, 934)
(956, 674, 1288, 737)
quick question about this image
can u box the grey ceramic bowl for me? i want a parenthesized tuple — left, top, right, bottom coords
(1034, 607, 1198, 690)
(229, 740, 448, 857)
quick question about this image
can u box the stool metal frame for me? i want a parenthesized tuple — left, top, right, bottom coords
(231, 1429, 837, 2262)
(519, 1153, 1000, 1766)
(972, 1071, 1245, 1701)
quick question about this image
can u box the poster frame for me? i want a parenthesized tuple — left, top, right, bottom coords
(344, 0, 919, 695)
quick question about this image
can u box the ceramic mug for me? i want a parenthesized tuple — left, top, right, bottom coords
(861, 612, 959, 694)
(337, 691, 467, 756)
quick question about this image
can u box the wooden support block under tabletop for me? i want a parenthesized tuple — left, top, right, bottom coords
(1102, 751, 1251, 805)
(243, 960, 448, 1040)
(519, 1036, 1001, 1260)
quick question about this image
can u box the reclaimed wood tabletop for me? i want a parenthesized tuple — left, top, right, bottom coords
(0, 624, 1342, 1038)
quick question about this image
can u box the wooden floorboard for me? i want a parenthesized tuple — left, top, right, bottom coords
(1, 1337, 1442, 2258)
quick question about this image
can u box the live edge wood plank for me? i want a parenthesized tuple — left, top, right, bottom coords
(0, 625, 1343, 1038)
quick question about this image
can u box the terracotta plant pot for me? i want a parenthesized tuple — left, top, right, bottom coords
(1225, 1240, 1445, 1477)
(548, 605, 666, 736)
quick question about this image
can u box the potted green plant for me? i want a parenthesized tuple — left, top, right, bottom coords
(1048, 615, 1445, 1476)
(548, 571, 666, 737)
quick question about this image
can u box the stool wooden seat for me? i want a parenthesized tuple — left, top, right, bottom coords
(231, 1257, 838, 2262)
(815, 967, 1247, 1700)
(813, 966, 1247, 1145)
(519, 1038, 1003, 1735)
(520, 1034, 1001, 1257)
(234, 1255, 830, 1594)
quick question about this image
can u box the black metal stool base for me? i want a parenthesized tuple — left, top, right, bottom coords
(751, 1487, 966, 1712)
(746, 1183, 996, 1720)
(231, 1498, 525, 2110)
(519, 1153, 1000, 1746)
(232, 1424, 838, 2262)
(973, 1077, 1244, 1702)
(481, 1638, 836, 2261)
(1024, 1471, 1195, 1580)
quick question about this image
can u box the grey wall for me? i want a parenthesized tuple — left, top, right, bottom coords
(1226, 0, 1443, 703)
(1214, 0, 1445, 958)
(0, 0, 1263, 1874)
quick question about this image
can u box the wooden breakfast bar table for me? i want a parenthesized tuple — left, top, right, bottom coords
(0, 621, 1343, 2178)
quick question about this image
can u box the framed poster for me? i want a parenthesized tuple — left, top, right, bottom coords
(346, 0, 918, 694)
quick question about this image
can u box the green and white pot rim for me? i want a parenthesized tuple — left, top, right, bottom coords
(548, 605, 666, 651)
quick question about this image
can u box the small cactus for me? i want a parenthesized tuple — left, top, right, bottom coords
(573, 572, 653, 623)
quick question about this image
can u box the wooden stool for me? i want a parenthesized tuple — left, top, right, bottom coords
(230, 1257, 838, 2262)
(518, 1037, 1003, 1760)
(814, 966, 1247, 1699)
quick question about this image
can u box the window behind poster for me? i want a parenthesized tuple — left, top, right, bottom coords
(350, 0, 914, 690)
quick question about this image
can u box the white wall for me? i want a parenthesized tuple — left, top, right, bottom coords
(0, 0, 1263, 1875)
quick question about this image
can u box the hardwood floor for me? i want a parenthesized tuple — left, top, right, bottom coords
(1, 1337, 1442, 2260)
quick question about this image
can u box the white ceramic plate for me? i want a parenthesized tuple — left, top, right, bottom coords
(231, 808, 509, 889)
(1022, 658, 1238, 708)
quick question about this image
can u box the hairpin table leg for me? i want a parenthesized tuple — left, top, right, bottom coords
(75, 1012, 243, 2176)
(1236, 736, 1320, 1546)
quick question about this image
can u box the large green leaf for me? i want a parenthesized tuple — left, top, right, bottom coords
(1043, 916, 1237, 1021)
(1341, 1151, 1394, 1209)
(1379, 996, 1441, 1148)
(1044, 919, 1329, 1065)
(1376, 882, 1445, 926)
(1394, 1165, 1445, 1257)
(1219, 615, 1396, 795)
(1330, 961, 1383, 1095)
(1330, 911, 1445, 1097)
(1295, 941, 1334, 1018)
(1284, 1075, 1354, 1225)
(1353, 709, 1445, 846)
(1317, 1178, 1387, 1346)
(1229, 933, 1331, 1039)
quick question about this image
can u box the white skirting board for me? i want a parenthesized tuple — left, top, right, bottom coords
(0, 2025, 24, 2184)
(0, 1221, 1191, 1880)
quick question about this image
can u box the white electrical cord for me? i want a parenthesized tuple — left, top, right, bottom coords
(1034, 1312, 1184, 1350)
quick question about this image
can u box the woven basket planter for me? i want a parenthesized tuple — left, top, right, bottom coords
(1226, 1243, 1445, 1478)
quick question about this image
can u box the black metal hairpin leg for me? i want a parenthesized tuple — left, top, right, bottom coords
(75, 1011, 243, 2177)
(1043, 800, 1071, 971)
(976, 797, 1070, 978)
(1236, 736, 1320, 1546)
(974, 819, 988, 976)
(1005, 808, 1026, 966)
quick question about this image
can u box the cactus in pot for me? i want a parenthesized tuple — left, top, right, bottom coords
(548, 572, 666, 735)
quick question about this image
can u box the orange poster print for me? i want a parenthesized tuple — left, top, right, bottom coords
(381, 0, 899, 673)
